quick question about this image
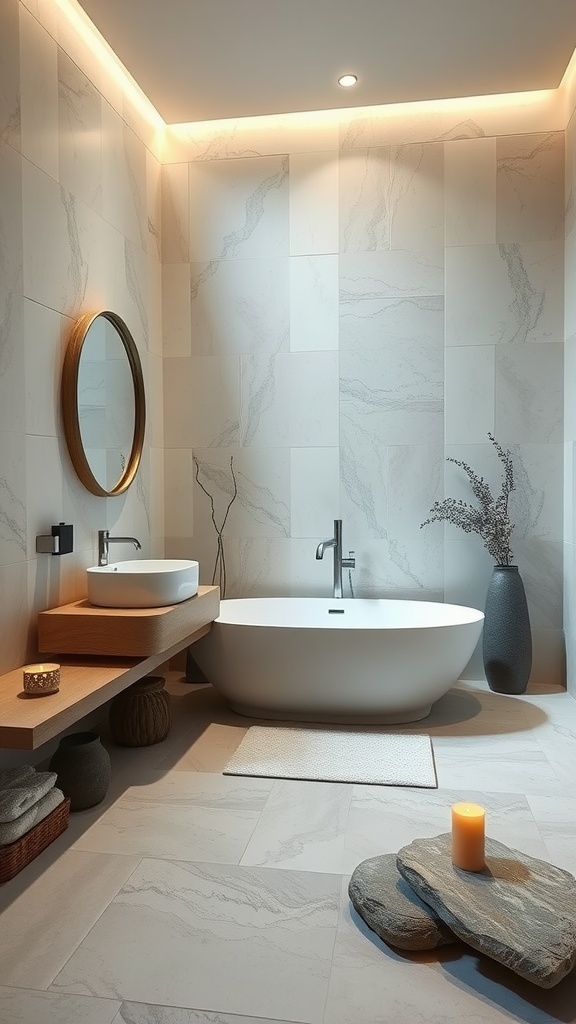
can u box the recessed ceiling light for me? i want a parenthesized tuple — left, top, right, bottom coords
(338, 74, 358, 88)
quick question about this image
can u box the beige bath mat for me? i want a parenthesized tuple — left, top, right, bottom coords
(223, 727, 437, 788)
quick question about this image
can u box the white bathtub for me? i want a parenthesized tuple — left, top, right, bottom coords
(192, 597, 484, 725)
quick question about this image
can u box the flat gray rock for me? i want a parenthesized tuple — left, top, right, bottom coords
(349, 853, 456, 950)
(397, 833, 576, 988)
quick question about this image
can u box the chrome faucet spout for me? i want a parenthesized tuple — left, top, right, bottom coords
(98, 529, 142, 567)
(316, 520, 351, 599)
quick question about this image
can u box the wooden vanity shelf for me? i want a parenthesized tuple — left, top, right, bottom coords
(0, 586, 219, 750)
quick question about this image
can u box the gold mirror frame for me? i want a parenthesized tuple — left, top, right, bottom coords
(62, 310, 146, 497)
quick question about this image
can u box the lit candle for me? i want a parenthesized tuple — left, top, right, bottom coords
(451, 802, 485, 872)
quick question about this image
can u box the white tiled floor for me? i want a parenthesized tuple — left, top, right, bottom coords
(1, 674, 576, 1023)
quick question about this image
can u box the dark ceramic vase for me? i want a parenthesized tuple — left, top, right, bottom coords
(482, 565, 532, 695)
(49, 731, 111, 811)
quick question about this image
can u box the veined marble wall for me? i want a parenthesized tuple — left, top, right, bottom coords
(564, 83, 576, 696)
(163, 115, 565, 684)
(0, 0, 163, 679)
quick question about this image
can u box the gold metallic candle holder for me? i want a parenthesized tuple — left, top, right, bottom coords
(22, 663, 60, 696)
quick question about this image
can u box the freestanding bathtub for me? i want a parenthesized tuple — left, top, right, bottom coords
(192, 597, 484, 725)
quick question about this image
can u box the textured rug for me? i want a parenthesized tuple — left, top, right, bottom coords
(223, 727, 437, 788)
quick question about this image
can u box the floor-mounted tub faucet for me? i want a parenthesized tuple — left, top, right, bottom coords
(98, 529, 142, 567)
(316, 519, 355, 599)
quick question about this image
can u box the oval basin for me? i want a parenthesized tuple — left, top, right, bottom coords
(87, 559, 199, 608)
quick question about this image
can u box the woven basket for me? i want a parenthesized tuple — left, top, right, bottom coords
(0, 797, 71, 884)
(109, 675, 171, 747)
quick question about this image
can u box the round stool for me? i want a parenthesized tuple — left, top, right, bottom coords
(109, 675, 171, 747)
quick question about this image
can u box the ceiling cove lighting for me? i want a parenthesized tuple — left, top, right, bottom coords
(338, 74, 358, 88)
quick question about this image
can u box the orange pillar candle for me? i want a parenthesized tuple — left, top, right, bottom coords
(451, 802, 485, 871)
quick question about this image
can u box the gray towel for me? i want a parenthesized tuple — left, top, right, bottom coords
(0, 765, 36, 790)
(0, 772, 57, 823)
(0, 788, 65, 847)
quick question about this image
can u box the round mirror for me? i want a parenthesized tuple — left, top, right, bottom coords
(62, 311, 146, 497)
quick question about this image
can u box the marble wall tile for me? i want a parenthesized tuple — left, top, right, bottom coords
(494, 342, 563, 443)
(387, 444, 444, 589)
(189, 155, 289, 262)
(163, 447, 194, 540)
(289, 151, 339, 256)
(566, 108, 576, 238)
(389, 142, 444, 250)
(340, 292, 444, 352)
(25, 433, 64, 558)
(340, 339, 444, 448)
(445, 240, 564, 346)
(445, 136, 496, 246)
(290, 447, 340, 538)
(0, 988, 120, 1024)
(145, 149, 161, 261)
(566, 223, 576, 339)
(164, 355, 240, 449)
(510, 443, 564, 545)
(192, 448, 290, 540)
(445, 345, 495, 444)
(148, 445, 164, 547)
(566, 335, 576, 446)
(0, 429, 26, 565)
(0, 0, 20, 151)
(240, 351, 338, 448)
(164, 113, 339, 164)
(0, 285, 25, 434)
(161, 163, 189, 263)
(162, 265, 191, 357)
(0, 560, 28, 673)
(50, 859, 340, 1022)
(102, 101, 148, 251)
(339, 147, 390, 253)
(146, 350, 164, 449)
(190, 256, 289, 357)
(0, 141, 23, 294)
(58, 49, 102, 214)
(340, 418, 387, 542)
(515, 536, 564, 630)
(340, 247, 444, 304)
(19, 4, 58, 177)
(496, 132, 565, 242)
(232, 536, 293, 596)
(24, 300, 68, 437)
(289, 254, 338, 351)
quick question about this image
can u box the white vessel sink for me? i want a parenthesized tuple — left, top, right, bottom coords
(87, 559, 199, 608)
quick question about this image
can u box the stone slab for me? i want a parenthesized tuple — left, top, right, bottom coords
(348, 854, 456, 950)
(397, 833, 576, 988)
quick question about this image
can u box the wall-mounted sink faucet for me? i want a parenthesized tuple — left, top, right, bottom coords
(316, 519, 355, 599)
(98, 529, 142, 567)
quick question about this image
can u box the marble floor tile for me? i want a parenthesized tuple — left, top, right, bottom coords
(525, 795, 576, 874)
(113, 1003, 297, 1023)
(431, 733, 561, 795)
(0, 987, 120, 1024)
(342, 786, 549, 875)
(50, 858, 341, 1023)
(241, 779, 352, 873)
(0, 851, 140, 989)
(72, 772, 272, 862)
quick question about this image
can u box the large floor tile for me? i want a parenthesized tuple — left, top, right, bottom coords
(0, 851, 140, 989)
(50, 858, 341, 1023)
(72, 772, 272, 862)
(0, 987, 120, 1024)
(241, 779, 352, 872)
(342, 786, 549, 874)
(432, 733, 561, 794)
(113, 1004, 298, 1023)
(525, 795, 576, 874)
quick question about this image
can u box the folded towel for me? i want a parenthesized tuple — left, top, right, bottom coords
(0, 772, 57, 823)
(0, 765, 36, 790)
(0, 788, 65, 847)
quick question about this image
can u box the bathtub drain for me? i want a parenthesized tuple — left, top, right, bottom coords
(328, 609, 345, 614)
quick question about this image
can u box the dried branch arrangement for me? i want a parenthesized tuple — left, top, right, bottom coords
(421, 433, 515, 566)
(193, 455, 238, 598)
